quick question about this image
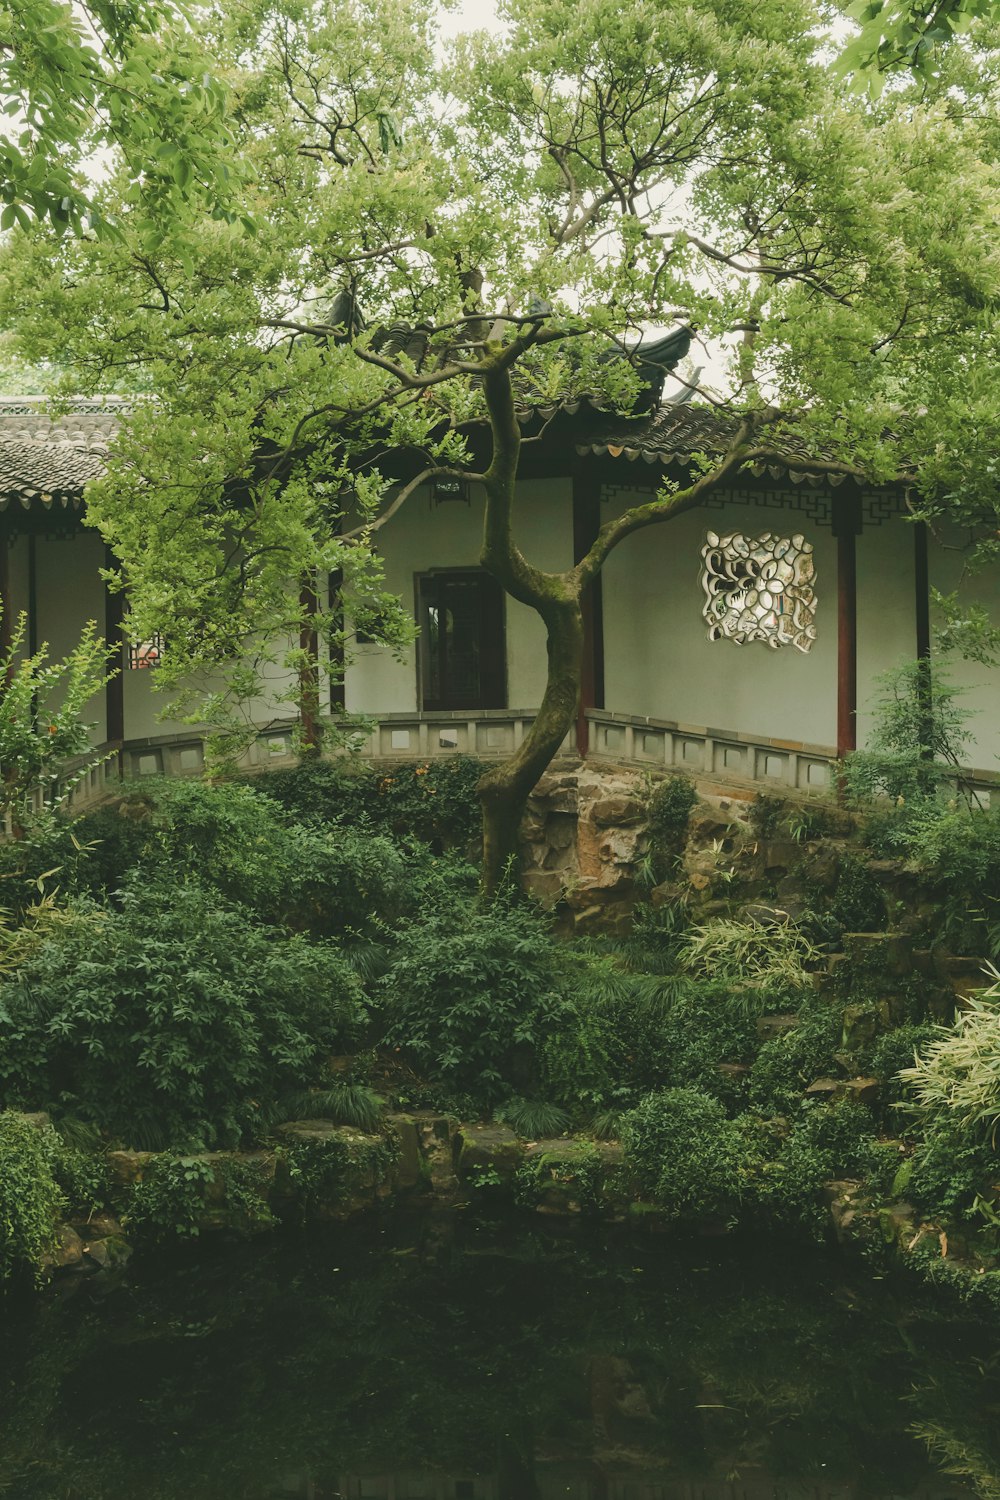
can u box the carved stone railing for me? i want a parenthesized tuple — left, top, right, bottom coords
(40, 707, 1000, 817)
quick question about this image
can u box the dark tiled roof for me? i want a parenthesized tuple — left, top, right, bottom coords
(0, 395, 859, 511)
(577, 404, 853, 486)
(0, 399, 124, 510)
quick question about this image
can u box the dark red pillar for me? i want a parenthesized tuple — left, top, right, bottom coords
(104, 547, 125, 748)
(833, 491, 862, 762)
(913, 518, 933, 755)
(572, 465, 605, 757)
(328, 567, 345, 712)
(0, 511, 13, 671)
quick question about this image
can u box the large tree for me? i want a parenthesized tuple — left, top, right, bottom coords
(2, 0, 999, 892)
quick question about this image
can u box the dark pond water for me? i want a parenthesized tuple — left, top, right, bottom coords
(2, 1214, 999, 1500)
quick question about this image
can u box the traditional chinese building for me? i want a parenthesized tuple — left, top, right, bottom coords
(0, 396, 997, 806)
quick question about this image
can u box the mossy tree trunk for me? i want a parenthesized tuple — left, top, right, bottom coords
(478, 595, 583, 898)
(472, 346, 772, 899)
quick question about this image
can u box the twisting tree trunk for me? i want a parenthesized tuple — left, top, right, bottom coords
(478, 595, 583, 897)
(471, 348, 770, 898)
(475, 352, 590, 897)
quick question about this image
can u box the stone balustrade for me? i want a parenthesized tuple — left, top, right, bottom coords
(27, 706, 999, 818)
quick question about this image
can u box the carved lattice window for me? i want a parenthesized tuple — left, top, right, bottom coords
(127, 633, 164, 670)
(701, 530, 816, 652)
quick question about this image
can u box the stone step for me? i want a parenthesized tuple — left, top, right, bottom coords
(756, 1013, 799, 1039)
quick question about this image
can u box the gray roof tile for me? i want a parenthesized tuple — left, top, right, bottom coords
(0, 399, 124, 510)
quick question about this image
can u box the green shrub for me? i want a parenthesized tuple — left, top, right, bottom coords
(898, 1126, 999, 1224)
(828, 854, 887, 933)
(644, 775, 697, 879)
(621, 1088, 744, 1222)
(0, 616, 112, 833)
(378, 897, 568, 1105)
(0, 1112, 65, 1280)
(74, 778, 410, 935)
(126, 1153, 277, 1241)
(125, 1155, 218, 1241)
(749, 792, 788, 839)
(0, 883, 367, 1149)
(753, 1102, 886, 1238)
(256, 756, 484, 850)
(843, 661, 973, 807)
(749, 1003, 844, 1115)
(279, 1131, 397, 1219)
(869, 1023, 939, 1112)
(541, 960, 758, 1114)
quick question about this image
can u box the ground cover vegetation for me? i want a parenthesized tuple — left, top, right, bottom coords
(2, 666, 1000, 1288)
(1, 0, 1000, 889)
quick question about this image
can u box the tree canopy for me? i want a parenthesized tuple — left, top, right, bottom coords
(836, 0, 997, 86)
(1, 0, 999, 878)
(0, 0, 244, 241)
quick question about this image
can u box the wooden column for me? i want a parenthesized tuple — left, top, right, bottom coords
(328, 567, 345, 712)
(104, 547, 125, 748)
(572, 464, 605, 757)
(27, 535, 38, 656)
(833, 490, 862, 762)
(913, 518, 933, 755)
(298, 572, 321, 752)
(0, 514, 11, 669)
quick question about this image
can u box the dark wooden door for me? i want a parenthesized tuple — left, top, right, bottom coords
(417, 571, 506, 711)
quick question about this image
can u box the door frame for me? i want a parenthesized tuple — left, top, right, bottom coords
(414, 567, 507, 712)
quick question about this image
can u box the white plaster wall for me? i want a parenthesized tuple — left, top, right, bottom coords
(928, 531, 1000, 774)
(855, 514, 919, 749)
(34, 530, 107, 742)
(345, 478, 574, 714)
(4, 534, 29, 632)
(20, 484, 999, 773)
(601, 491, 840, 747)
(122, 646, 304, 741)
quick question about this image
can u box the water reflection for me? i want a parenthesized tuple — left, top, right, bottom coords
(1, 1216, 996, 1500)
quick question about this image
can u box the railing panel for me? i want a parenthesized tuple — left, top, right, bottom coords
(7, 708, 996, 824)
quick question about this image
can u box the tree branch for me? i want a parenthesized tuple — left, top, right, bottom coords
(341, 465, 486, 539)
(574, 418, 759, 585)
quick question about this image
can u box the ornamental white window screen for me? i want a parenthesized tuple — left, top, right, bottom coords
(701, 530, 816, 653)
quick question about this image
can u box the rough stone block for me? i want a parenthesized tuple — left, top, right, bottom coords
(106, 1150, 156, 1186)
(386, 1113, 422, 1190)
(756, 1013, 800, 1039)
(544, 812, 578, 849)
(454, 1123, 523, 1180)
(275, 1118, 347, 1144)
(650, 880, 685, 909)
(588, 795, 645, 827)
(41, 1224, 85, 1273)
(757, 839, 801, 875)
(843, 1076, 880, 1106)
(842, 930, 914, 977)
